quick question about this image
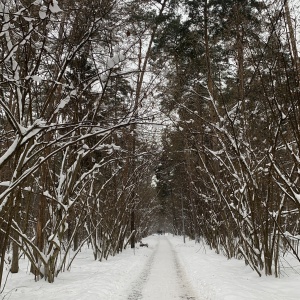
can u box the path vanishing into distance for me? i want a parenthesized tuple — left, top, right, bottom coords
(127, 236, 197, 300)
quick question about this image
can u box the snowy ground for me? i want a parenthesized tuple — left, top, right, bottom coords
(1, 235, 300, 300)
(127, 237, 196, 300)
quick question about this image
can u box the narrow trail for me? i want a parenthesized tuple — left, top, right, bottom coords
(127, 236, 197, 300)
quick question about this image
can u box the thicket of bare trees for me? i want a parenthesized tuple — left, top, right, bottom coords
(0, 0, 169, 288)
(156, 0, 300, 277)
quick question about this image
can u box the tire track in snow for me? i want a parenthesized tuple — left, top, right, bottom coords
(127, 240, 159, 300)
(127, 236, 197, 300)
(167, 237, 197, 300)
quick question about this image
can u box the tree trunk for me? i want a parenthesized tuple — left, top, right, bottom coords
(284, 0, 300, 79)
(204, 0, 213, 97)
(130, 206, 135, 249)
(10, 240, 19, 274)
(11, 189, 22, 274)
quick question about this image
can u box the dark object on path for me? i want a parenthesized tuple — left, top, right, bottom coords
(140, 241, 148, 247)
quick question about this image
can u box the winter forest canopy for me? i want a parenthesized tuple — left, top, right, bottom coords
(1, 0, 300, 290)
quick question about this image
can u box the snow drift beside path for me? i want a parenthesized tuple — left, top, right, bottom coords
(2, 235, 300, 300)
(1, 238, 159, 300)
(169, 235, 300, 300)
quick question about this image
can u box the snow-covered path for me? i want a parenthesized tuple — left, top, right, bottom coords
(127, 236, 197, 300)
(2, 235, 300, 300)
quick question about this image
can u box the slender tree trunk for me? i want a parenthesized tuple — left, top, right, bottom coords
(11, 213, 19, 273)
(0, 198, 14, 290)
(130, 205, 135, 248)
(233, 2, 245, 105)
(204, 0, 213, 97)
(284, 0, 299, 79)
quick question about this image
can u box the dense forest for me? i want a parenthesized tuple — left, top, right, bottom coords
(0, 0, 300, 290)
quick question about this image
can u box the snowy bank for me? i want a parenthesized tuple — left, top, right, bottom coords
(169, 235, 300, 300)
